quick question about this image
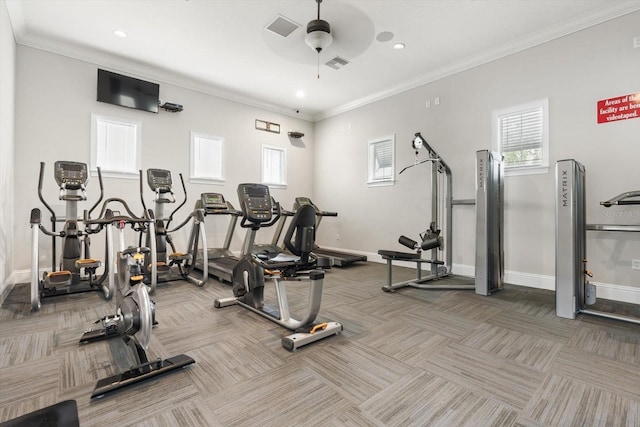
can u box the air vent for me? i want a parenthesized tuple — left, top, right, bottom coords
(266, 15, 300, 38)
(325, 56, 349, 70)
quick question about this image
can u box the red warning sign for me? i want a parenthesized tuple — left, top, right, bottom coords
(597, 92, 640, 124)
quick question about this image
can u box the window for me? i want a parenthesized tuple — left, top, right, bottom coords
(190, 132, 225, 184)
(91, 113, 141, 179)
(262, 144, 287, 188)
(492, 99, 549, 175)
(367, 135, 395, 186)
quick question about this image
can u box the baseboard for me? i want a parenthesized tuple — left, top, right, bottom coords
(0, 270, 22, 305)
(11, 269, 33, 286)
(9, 256, 640, 306)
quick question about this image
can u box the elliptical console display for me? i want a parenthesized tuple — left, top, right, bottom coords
(147, 168, 172, 193)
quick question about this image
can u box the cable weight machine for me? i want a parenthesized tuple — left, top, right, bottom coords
(379, 132, 504, 295)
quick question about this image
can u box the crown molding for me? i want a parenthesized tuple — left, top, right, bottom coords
(314, 2, 640, 121)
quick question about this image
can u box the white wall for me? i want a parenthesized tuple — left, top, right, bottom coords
(0, 0, 16, 300)
(314, 11, 640, 290)
(12, 46, 315, 279)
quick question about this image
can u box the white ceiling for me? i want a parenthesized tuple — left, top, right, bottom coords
(6, 0, 640, 121)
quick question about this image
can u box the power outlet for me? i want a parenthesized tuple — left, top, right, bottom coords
(336, 233, 340, 241)
(632, 259, 640, 270)
(634, 36, 640, 49)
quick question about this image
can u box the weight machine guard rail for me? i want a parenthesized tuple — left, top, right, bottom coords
(586, 224, 640, 232)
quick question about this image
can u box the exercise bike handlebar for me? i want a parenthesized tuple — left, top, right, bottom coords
(239, 200, 282, 229)
(84, 198, 151, 226)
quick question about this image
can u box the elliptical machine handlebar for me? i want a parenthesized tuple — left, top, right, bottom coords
(87, 167, 105, 219)
(37, 162, 56, 222)
(166, 173, 187, 229)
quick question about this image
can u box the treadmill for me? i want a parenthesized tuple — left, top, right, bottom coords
(194, 192, 242, 283)
(293, 197, 367, 267)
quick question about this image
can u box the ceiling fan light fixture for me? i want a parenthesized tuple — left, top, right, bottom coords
(305, 19, 332, 52)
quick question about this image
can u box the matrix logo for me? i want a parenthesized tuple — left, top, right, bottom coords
(561, 169, 568, 207)
(478, 158, 485, 189)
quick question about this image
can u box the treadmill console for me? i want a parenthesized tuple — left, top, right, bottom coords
(201, 193, 228, 212)
(294, 196, 336, 217)
(54, 161, 88, 190)
(147, 169, 172, 193)
(295, 196, 313, 208)
(237, 184, 272, 223)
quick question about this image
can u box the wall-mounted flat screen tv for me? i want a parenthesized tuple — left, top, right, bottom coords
(97, 69, 159, 113)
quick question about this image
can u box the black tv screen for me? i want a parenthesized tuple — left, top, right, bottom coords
(97, 69, 159, 113)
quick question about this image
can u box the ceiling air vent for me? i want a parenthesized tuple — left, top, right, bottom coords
(325, 56, 349, 70)
(266, 15, 300, 38)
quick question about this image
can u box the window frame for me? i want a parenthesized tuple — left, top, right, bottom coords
(189, 131, 225, 185)
(367, 134, 395, 187)
(90, 113, 142, 179)
(261, 144, 287, 189)
(492, 98, 549, 176)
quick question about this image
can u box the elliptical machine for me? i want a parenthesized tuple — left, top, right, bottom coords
(29, 161, 113, 311)
(139, 169, 205, 290)
(214, 183, 342, 351)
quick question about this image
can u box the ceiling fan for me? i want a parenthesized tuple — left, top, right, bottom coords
(263, 0, 373, 75)
(305, 0, 333, 78)
(305, 0, 333, 53)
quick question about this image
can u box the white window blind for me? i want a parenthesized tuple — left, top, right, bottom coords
(91, 113, 141, 178)
(262, 145, 287, 187)
(190, 132, 224, 184)
(499, 108, 543, 167)
(493, 99, 548, 175)
(368, 135, 395, 186)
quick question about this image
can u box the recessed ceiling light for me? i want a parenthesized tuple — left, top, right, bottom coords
(393, 43, 405, 50)
(113, 30, 128, 38)
(296, 90, 305, 98)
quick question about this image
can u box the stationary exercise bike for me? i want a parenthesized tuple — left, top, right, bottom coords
(78, 203, 194, 398)
(215, 183, 342, 351)
(90, 244, 195, 399)
(79, 197, 155, 343)
(29, 161, 113, 311)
